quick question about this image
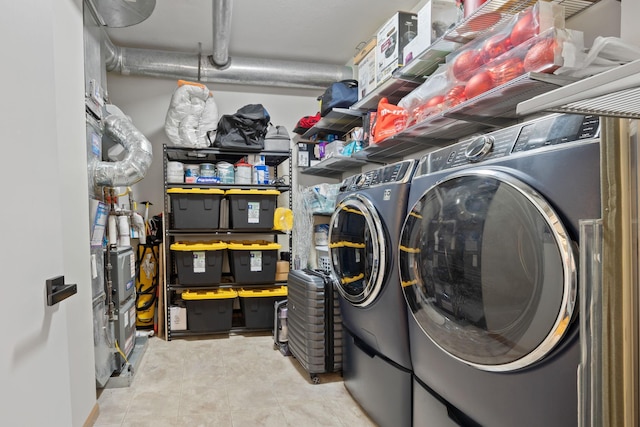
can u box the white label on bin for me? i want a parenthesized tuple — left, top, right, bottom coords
(124, 309, 129, 327)
(193, 251, 206, 273)
(247, 201, 260, 224)
(250, 251, 263, 271)
(355, 251, 361, 263)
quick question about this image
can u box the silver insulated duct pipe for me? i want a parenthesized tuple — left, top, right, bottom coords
(104, 40, 352, 90)
(91, 106, 153, 187)
(103, 0, 352, 90)
(211, 0, 232, 67)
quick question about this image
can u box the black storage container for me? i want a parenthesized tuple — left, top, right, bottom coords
(170, 241, 226, 285)
(238, 286, 288, 329)
(168, 188, 224, 229)
(225, 189, 280, 229)
(227, 241, 281, 284)
(182, 289, 237, 332)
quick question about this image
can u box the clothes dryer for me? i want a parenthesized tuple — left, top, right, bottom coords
(399, 114, 601, 427)
(329, 159, 416, 427)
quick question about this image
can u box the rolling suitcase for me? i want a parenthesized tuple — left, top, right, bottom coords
(286, 269, 342, 384)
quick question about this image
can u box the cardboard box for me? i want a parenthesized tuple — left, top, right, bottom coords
(354, 37, 377, 65)
(376, 11, 418, 84)
(169, 306, 187, 331)
(357, 47, 377, 100)
(403, 0, 459, 65)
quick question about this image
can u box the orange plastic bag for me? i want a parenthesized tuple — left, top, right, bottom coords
(372, 97, 408, 144)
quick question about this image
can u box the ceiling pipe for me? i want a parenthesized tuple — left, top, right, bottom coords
(104, 38, 353, 90)
(211, 0, 232, 68)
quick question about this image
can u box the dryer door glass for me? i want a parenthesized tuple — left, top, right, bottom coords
(399, 170, 576, 371)
(329, 194, 386, 307)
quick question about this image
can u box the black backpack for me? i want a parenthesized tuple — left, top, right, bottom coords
(211, 104, 270, 151)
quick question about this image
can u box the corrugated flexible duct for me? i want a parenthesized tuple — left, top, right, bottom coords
(104, 39, 353, 90)
(91, 106, 153, 187)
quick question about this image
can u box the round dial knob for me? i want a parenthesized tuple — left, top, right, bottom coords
(465, 135, 494, 161)
(356, 174, 367, 188)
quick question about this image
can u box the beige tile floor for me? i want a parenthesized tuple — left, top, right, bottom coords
(94, 332, 377, 427)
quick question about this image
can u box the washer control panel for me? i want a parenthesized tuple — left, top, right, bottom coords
(424, 114, 600, 175)
(342, 159, 416, 191)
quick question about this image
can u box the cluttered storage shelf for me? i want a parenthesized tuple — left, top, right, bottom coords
(162, 145, 293, 340)
(295, 0, 603, 169)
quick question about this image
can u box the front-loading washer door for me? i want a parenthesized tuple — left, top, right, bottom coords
(329, 194, 386, 307)
(399, 169, 577, 372)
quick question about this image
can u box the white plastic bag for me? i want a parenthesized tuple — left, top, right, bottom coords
(164, 81, 219, 148)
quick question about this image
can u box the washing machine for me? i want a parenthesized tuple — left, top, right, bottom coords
(398, 113, 601, 427)
(329, 159, 417, 427)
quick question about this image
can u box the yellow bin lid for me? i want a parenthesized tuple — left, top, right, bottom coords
(170, 241, 228, 251)
(182, 288, 237, 300)
(238, 286, 287, 298)
(167, 188, 225, 195)
(225, 189, 280, 196)
(227, 241, 281, 250)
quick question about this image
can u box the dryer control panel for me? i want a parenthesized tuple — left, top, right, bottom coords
(423, 114, 600, 175)
(341, 159, 416, 191)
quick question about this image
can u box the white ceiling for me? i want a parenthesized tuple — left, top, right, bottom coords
(105, 0, 421, 66)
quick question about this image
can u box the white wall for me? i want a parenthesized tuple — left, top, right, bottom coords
(106, 74, 323, 217)
(54, 1, 98, 425)
(1, 0, 96, 425)
(566, 0, 620, 46)
(621, 0, 640, 45)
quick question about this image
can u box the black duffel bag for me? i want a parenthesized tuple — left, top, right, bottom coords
(318, 79, 358, 117)
(211, 104, 270, 151)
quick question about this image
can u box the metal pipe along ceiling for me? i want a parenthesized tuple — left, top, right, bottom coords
(100, 0, 352, 89)
(104, 40, 352, 90)
(211, 0, 232, 67)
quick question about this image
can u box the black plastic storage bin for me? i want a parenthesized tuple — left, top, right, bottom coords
(170, 241, 227, 285)
(238, 286, 288, 329)
(168, 188, 224, 229)
(182, 289, 237, 333)
(227, 241, 281, 284)
(225, 189, 280, 229)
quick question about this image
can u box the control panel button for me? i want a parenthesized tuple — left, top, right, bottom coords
(465, 135, 494, 161)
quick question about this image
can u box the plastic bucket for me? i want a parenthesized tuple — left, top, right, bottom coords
(184, 164, 200, 183)
(199, 163, 216, 177)
(167, 161, 184, 183)
(235, 161, 253, 184)
(217, 162, 235, 184)
(184, 164, 200, 177)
